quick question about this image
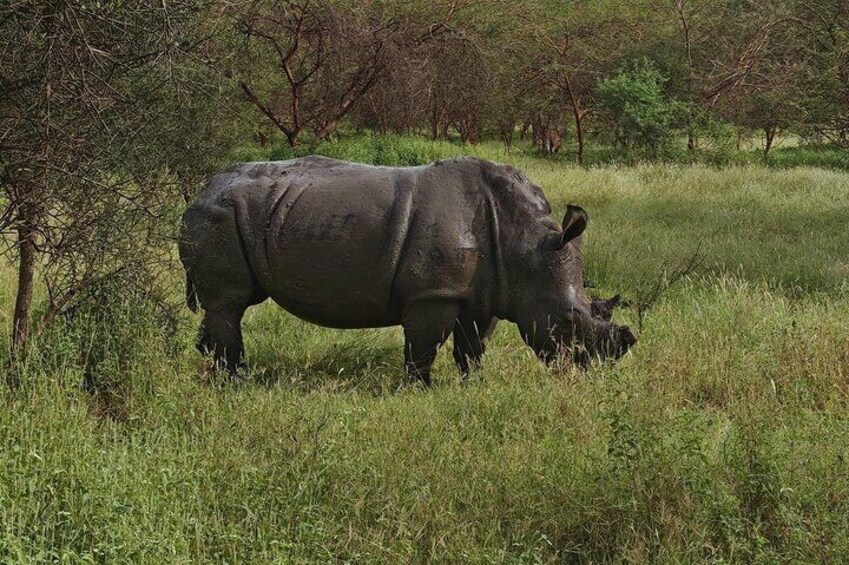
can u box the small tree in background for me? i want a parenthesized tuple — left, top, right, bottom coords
(596, 63, 676, 157)
(727, 86, 802, 159)
(793, 0, 849, 147)
(520, 0, 637, 164)
(232, 0, 467, 148)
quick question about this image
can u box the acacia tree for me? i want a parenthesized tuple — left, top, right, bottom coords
(531, 28, 596, 163)
(791, 0, 849, 146)
(422, 31, 492, 143)
(513, 0, 636, 163)
(715, 26, 805, 159)
(234, 1, 380, 147)
(0, 2, 224, 368)
(232, 0, 466, 147)
(353, 51, 432, 135)
(668, 0, 792, 150)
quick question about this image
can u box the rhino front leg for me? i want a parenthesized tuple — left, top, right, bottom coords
(199, 307, 247, 375)
(452, 316, 497, 378)
(402, 301, 461, 386)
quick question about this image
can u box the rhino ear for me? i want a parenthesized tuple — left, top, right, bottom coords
(559, 205, 588, 248)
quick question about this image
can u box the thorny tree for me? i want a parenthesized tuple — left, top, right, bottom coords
(792, 0, 849, 146)
(232, 0, 468, 147)
(671, 0, 791, 150)
(0, 2, 224, 370)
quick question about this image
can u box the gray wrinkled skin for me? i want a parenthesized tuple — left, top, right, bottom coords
(179, 156, 635, 383)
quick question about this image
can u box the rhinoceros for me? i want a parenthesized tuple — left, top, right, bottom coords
(179, 156, 635, 383)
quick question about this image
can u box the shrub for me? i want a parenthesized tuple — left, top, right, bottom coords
(766, 144, 849, 170)
(698, 120, 743, 167)
(596, 62, 677, 158)
(33, 264, 180, 421)
(268, 134, 466, 166)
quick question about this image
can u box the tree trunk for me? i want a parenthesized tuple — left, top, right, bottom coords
(286, 131, 300, 148)
(499, 120, 514, 151)
(687, 130, 697, 152)
(562, 74, 587, 166)
(430, 110, 438, 140)
(575, 119, 585, 166)
(240, 81, 301, 148)
(764, 126, 777, 160)
(531, 117, 544, 150)
(430, 104, 447, 140)
(10, 220, 36, 376)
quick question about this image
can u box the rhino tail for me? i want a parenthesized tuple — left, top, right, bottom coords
(186, 272, 200, 313)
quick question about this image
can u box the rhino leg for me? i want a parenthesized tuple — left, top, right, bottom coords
(182, 201, 265, 374)
(195, 280, 265, 373)
(452, 316, 497, 378)
(199, 307, 247, 374)
(402, 301, 461, 386)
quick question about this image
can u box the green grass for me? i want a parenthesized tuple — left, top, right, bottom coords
(2, 141, 849, 563)
(232, 132, 849, 171)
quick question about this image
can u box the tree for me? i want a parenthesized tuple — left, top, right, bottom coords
(666, 0, 792, 150)
(791, 0, 849, 147)
(424, 31, 491, 143)
(717, 48, 805, 158)
(531, 27, 595, 163)
(0, 2, 225, 370)
(596, 63, 676, 156)
(232, 0, 466, 147)
(512, 0, 639, 163)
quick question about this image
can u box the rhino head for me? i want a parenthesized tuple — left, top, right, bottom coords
(513, 205, 636, 367)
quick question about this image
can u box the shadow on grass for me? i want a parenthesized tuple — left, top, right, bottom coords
(244, 331, 402, 395)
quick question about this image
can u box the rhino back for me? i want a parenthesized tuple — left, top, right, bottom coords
(261, 158, 415, 327)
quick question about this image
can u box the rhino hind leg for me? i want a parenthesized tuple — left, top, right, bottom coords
(194, 283, 265, 374)
(402, 301, 461, 386)
(452, 316, 497, 378)
(182, 202, 265, 374)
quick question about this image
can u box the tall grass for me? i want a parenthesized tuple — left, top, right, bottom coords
(231, 133, 849, 171)
(1, 144, 848, 562)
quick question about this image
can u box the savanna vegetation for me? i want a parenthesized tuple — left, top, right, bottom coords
(1, 1, 848, 563)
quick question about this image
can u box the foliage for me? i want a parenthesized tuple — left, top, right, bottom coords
(792, 0, 849, 147)
(695, 119, 741, 166)
(317, 135, 466, 166)
(230, 0, 469, 147)
(596, 63, 677, 156)
(0, 1, 231, 359)
(236, 133, 495, 166)
(0, 0, 847, 554)
(220, 0, 843, 161)
(32, 264, 181, 421)
(765, 144, 849, 170)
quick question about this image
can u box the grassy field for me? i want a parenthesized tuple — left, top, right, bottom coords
(2, 141, 849, 562)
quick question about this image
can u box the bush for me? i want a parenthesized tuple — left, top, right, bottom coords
(32, 265, 181, 421)
(596, 62, 677, 158)
(766, 144, 849, 170)
(697, 120, 743, 167)
(315, 134, 460, 166)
